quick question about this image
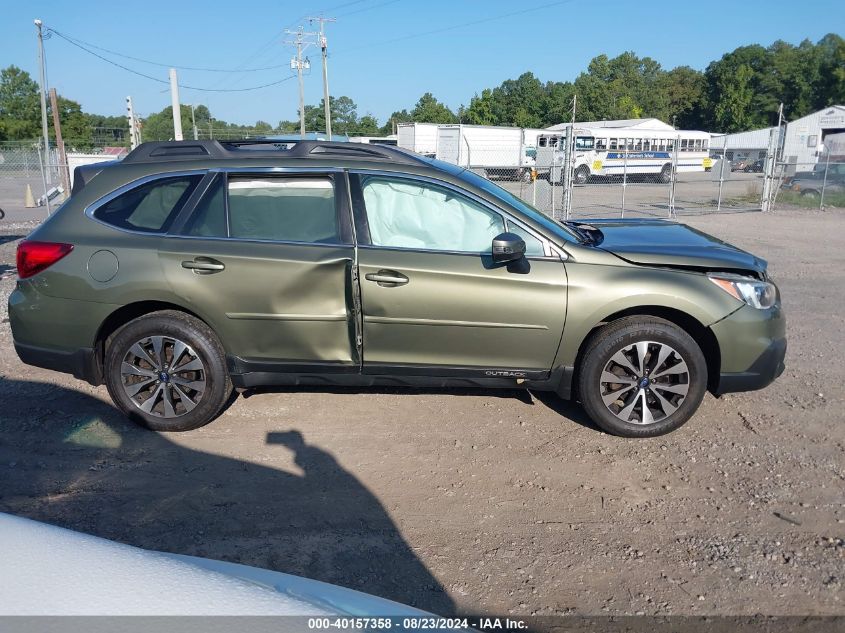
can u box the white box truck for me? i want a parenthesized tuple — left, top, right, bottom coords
(435, 125, 544, 182)
(396, 123, 440, 157)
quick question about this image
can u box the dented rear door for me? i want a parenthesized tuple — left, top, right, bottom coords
(158, 170, 357, 370)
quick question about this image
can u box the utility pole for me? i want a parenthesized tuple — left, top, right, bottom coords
(169, 68, 183, 140)
(34, 19, 51, 186)
(308, 16, 336, 140)
(285, 27, 315, 138)
(48, 88, 70, 198)
(125, 96, 141, 149)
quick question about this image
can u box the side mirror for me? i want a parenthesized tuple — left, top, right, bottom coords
(491, 232, 526, 263)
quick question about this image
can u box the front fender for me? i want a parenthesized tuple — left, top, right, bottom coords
(553, 261, 741, 368)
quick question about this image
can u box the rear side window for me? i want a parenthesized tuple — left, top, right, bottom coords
(227, 177, 339, 243)
(94, 175, 201, 233)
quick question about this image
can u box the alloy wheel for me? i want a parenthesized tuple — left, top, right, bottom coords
(120, 335, 207, 418)
(599, 340, 690, 425)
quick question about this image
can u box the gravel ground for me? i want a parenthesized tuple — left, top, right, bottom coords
(0, 207, 842, 617)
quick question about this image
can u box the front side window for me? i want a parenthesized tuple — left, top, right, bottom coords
(359, 176, 505, 253)
(94, 175, 201, 233)
(505, 222, 545, 257)
(227, 176, 339, 243)
(596, 138, 608, 151)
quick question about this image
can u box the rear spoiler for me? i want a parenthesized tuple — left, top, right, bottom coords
(71, 160, 122, 196)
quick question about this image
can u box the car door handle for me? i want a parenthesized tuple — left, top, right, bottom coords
(364, 270, 409, 286)
(181, 258, 225, 274)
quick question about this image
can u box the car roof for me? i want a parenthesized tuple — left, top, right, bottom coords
(71, 139, 448, 195)
(121, 139, 429, 167)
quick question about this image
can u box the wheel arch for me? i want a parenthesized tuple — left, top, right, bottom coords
(92, 300, 219, 384)
(570, 305, 721, 398)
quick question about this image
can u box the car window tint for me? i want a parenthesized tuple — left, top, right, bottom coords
(505, 222, 545, 257)
(360, 176, 505, 253)
(184, 177, 226, 237)
(94, 176, 201, 233)
(227, 177, 338, 243)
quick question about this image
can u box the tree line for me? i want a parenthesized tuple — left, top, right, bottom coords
(1, 33, 842, 149)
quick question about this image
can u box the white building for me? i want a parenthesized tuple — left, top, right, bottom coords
(708, 105, 845, 167)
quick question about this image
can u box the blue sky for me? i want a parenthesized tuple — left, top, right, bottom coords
(1, 0, 843, 126)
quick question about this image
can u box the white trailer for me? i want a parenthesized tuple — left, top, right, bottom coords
(435, 124, 543, 181)
(396, 123, 439, 156)
(349, 135, 398, 146)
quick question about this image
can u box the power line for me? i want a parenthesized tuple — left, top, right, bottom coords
(334, 0, 400, 18)
(334, 0, 576, 54)
(199, 0, 369, 93)
(46, 28, 298, 92)
(46, 28, 290, 73)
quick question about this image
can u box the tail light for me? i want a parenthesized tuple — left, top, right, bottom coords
(16, 241, 74, 279)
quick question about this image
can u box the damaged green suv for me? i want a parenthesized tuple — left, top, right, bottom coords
(9, 140, 785, 436)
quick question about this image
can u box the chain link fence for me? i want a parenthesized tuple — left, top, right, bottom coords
(4, 135, 841, 223)
(0, 141, 131, 218)
(463, 136, 767, 221)
(772, 153, 845, 211)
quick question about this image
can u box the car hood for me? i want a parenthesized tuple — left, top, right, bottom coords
(571, 219, 767, 274)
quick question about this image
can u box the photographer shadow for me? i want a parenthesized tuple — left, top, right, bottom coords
(0, 377, 455, 615)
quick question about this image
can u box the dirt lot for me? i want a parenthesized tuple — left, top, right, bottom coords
(0, 207, 842, 617)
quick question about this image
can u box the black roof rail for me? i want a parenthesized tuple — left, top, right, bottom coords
(121, 139, 428, 166)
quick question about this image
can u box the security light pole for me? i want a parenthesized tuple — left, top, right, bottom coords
(34, 19, 51, 185)
(189, 103, 198, 140)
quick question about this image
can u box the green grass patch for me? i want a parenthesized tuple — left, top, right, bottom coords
(777, 190, 845, 208)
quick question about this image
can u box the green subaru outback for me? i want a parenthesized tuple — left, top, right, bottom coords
(9, 140, 785, 437)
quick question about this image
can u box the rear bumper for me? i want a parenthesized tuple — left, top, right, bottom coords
(13, 342, 101, 385)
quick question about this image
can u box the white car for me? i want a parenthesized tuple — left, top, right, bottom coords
(0, 513, 433, 616)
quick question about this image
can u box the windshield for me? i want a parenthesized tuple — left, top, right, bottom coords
(575, 136, 595, 151)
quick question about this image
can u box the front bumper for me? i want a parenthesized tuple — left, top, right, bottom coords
(710, 302, 787, 395)
(715, 336, 786, 394)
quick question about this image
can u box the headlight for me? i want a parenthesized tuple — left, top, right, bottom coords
(708, 274, 777, 309)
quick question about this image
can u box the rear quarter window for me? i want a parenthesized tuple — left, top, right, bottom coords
(93, 175, 202, 233)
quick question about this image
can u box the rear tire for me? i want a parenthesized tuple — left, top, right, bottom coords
(659, 163, 672, 183)
(104, 310, 232, 432)
(577, 317, 707, 437)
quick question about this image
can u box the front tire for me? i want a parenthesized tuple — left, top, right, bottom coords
(104, 310, 233, 432)
(574, 165, 590, 185)
(577, 317, 707, 437)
